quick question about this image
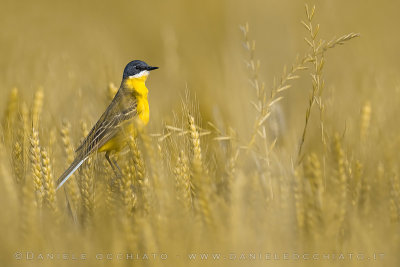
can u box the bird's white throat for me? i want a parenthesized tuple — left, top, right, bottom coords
(129, 70, 149, 79)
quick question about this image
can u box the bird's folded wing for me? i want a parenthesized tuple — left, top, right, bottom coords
(75, 90, 137, 158)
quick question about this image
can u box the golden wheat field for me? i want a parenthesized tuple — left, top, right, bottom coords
(1, 0, 399, 266)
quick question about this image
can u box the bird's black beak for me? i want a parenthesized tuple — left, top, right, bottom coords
(147, 66, 159, 71)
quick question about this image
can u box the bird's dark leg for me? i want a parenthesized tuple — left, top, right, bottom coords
(112, 158, 122, 175)
(105, 152, 122, 179)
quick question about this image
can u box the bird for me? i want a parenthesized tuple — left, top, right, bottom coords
(55, 60, 158, 190)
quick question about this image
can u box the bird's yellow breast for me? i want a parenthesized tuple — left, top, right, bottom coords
(97, 75, 150, 153)
(124, 75, 150, 125)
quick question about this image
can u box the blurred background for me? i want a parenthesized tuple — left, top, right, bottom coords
(1, 0, 399, 265)
(1, 0, 399, 137)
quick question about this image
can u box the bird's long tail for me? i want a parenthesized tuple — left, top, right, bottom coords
(56, 156, 88, 190)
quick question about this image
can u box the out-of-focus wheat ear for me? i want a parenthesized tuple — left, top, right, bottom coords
(0, 140, 18, 205)
(19, 173, 38, 242)
(117, 193, 138, 250)
(8, 100, 29, 184)
(80, 119, 90, 142)
(174, 150, 193, 212)
(12, 139, 24, 185)
(188, 114, 212, 226)
(360, 101, 371, 143)
(358, 164, 371, 215)
(332, 133, 348, 238)
(140, 131, 159, 202)
(31, 87, 44, 129)
(48, 127, 57, 156)
(390, 172, 400, 223)
(128, 136, 150, 214)
(120, 158, 137, 217)
(155, 142, 168, 203)
(2, 88, 19, 144)
(303, 153, 324, 239)
(41, 148, 58, 216)
(229, 169, 246, 242)
(188, 115, 203, 175)
(304, 153, 323, 210)
(101, 151, 117, 217)
(294, 168, 305, 231)
(80, 158, 94, 226)
(107, 82, 118, 101)
(105, 172, 117, 217)
(79, 120, 94, 225)
(11, 102, 29, 186)
(30, 128, 43, 209)
(351, 159, 363, 207)
(61, 120, 75, 163)
(21, 103, 30, 181)
(227, 128, 240, 179)
(60, 120, 80, 210)
(389, 198, 399, 223)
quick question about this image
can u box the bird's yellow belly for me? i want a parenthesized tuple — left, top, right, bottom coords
(137, 97, 150, 125)
(98, 97, 149, 153)
(98, 137, 123, 153)
(97, 123, 135, 152)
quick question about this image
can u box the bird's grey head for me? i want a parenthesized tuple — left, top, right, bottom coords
(123, 60, 158, 79)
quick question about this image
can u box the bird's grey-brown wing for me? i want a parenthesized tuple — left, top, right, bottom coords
(75, 89, 137, 158)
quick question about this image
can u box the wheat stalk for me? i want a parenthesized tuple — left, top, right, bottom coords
(41, 148, 58, 214)
(128, 136, 150, 214)
(2, 87, 19, 144)
(31, 87, 44, 129)
(188, 114, 213, 226)
(297, 5, 359, 163)
(360, 101, 372, 143)
(60, 120, 80, 210)
(11, 102, 29, 185)
(241, 24, 307, 151)
(332, 133, 348, 239)
(30, 128, 43, 209)
(77, 120, 94, 225)
(174, 150, 193, 212)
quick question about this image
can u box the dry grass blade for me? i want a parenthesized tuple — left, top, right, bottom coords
(0, 3, 397, 267)
(324, 33, 360, 51)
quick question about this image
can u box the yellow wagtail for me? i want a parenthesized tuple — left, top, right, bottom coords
(56, 60, 158, 190)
